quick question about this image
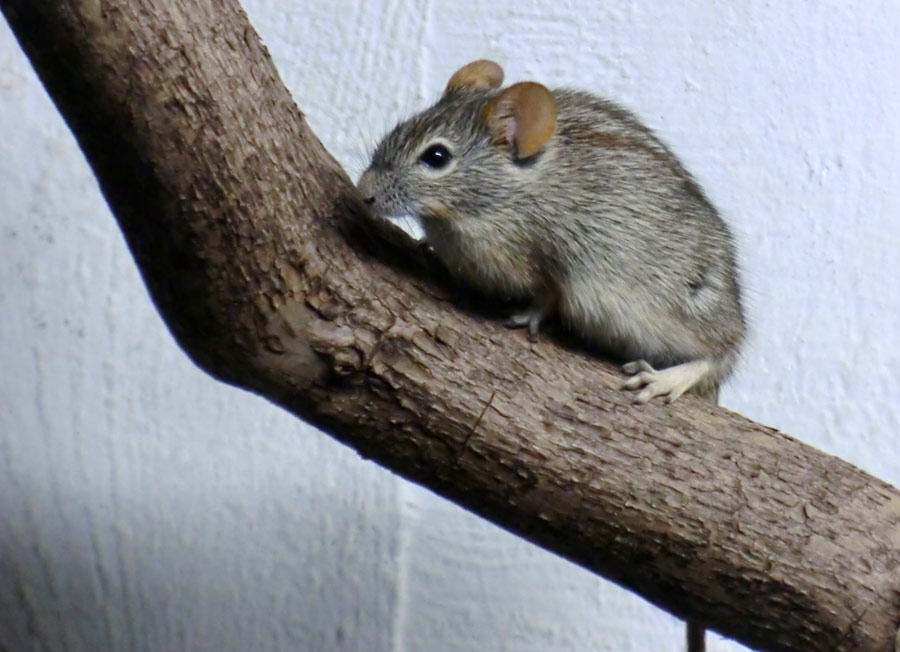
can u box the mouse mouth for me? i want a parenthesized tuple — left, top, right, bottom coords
(358, 192, 407, 220)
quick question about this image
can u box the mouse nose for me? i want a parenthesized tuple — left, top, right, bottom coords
(363, 196, 375, 206)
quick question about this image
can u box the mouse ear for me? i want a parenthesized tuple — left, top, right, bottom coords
(481, 82, 558, 159)
(444, 60, 504, 96)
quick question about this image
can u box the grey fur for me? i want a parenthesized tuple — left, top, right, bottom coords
(358, 68, 745, 403)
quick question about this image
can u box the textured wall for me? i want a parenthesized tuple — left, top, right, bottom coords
(1, 2, 899, 651)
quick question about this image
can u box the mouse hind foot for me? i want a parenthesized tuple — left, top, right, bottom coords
(622, 358, 718, 404)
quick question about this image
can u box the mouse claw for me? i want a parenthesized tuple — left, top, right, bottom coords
(621, 360, 657, 399)
(622, 370, 655, 391)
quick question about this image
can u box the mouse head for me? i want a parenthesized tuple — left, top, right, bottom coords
(358, 60, 558, 221)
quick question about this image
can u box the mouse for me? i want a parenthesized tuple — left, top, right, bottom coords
(358, 59, 745, 405)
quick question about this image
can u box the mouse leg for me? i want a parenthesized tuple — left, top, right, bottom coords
(621, 358, 715, 404)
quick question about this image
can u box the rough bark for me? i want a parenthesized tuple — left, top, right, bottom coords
(2, 2, 899, 651)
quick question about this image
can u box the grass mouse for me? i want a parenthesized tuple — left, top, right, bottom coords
(358, 59, 745, 404)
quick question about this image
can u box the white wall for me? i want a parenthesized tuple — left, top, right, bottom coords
(2, 2, 899, 651)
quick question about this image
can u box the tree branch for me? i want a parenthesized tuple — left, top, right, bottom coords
(2, 2, 899, 650)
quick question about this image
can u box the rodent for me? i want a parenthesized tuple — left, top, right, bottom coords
(358, 59, 745, 404)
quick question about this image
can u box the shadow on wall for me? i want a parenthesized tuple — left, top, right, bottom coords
(0, 428, 401, 652)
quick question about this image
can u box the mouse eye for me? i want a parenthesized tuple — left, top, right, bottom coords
(419, 143, 453, 169)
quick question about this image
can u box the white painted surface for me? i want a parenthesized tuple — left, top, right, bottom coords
(2, 2, 899, 650)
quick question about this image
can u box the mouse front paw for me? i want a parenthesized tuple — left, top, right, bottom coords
(506, 308, 544, 342)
